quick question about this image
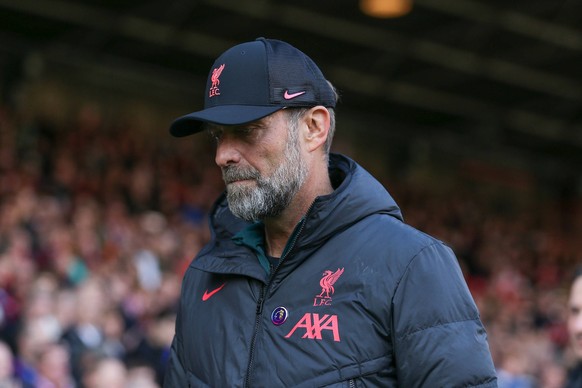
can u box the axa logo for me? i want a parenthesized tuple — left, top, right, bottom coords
(313, 267, 344, 307)
(285, 313, 341, 342)
(209, 63, 225, 98)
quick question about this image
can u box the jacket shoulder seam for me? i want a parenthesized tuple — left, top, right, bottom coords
(400, 316, 481, 339)
(392, 241, 442, 293)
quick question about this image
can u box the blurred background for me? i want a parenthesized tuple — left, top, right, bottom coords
(0, 0, 581, 387)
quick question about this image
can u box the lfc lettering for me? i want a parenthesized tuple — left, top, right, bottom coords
(209, 64, 225, 98)
(313, 297, 332, 306)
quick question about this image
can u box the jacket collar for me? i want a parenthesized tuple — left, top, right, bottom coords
(192, 153, 403, 279)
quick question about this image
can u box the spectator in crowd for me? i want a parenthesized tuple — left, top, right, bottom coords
(565, 266, 582, 388)
(34, 342, 75, 388)
(83, 357, 127, 388)
(60, 277, 107, 384)
(0, 340, 20, 388)
(125, 364, 160, 388)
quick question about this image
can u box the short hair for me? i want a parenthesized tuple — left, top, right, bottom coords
(324, 80, 339, 155)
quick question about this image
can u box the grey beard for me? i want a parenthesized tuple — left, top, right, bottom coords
(223, 143, 307, 222)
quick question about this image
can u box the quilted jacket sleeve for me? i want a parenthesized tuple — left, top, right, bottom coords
(391, 242, 497, 387)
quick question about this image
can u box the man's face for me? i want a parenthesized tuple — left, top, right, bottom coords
(212, 110, 308, 221)
(568, 277, 582, 359)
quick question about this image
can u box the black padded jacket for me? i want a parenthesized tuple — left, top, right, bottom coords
(164, 153, 497, 387)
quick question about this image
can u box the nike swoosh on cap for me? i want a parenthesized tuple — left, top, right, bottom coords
(202, 283, 227, 301)
(283, 90, 306, 100)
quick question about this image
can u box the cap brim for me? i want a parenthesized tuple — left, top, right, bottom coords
(169, 105, 283, 137)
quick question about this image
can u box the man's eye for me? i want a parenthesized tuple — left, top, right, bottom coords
(236, 126, 254, 136)
(207, 125, 257, 142)
(208, 127, 223, 141)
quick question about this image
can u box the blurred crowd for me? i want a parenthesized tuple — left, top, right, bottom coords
(0, 101, 222, 387)
(0, 97, 581, 387)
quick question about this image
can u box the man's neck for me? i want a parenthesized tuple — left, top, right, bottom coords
(263, 172, 333, 258)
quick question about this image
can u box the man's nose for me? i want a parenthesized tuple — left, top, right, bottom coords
(215, 136, 241, 167)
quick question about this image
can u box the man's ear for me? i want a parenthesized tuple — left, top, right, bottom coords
(303, 106, 330, 153)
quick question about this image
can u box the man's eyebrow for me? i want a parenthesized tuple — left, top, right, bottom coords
(245, 122, 266, 130)
(244, 116, 269, 128)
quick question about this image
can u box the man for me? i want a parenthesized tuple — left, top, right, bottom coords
(164, 37, 497, 387)
(565, 267, 582, 388)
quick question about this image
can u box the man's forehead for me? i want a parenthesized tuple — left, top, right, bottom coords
(204, 112, 278, 132)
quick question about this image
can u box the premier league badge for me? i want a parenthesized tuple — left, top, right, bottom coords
(271, 306, 288, 326)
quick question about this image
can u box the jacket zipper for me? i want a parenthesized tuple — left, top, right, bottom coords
(244, 202, 315, 387)
(245, 285, 265, 388)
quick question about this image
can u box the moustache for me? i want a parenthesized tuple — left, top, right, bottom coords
(222, 166, 261, 184)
